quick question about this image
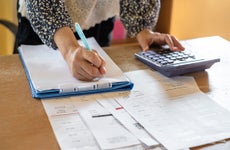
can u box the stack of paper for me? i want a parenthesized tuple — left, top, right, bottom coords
(42, 69, 230, 150)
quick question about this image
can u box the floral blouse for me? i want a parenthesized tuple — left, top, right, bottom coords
(22, 0, 160, 49)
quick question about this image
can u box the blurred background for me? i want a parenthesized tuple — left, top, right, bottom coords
(1, 0, 230, 55)
(0, 0, 17, 55)
(155, 0, 230, 42)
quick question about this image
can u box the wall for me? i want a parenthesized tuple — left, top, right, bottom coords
(0, 0, 17, 55)
(156, 0, 230, 41)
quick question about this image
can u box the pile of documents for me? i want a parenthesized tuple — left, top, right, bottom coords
(42, 69, 230, 150)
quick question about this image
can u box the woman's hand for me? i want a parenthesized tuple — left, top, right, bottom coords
(66, 46, 106, 81)
(136, 29, 185, 51)
(54, 27, 106, 81)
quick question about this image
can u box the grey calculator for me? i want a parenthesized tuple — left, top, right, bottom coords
(134, 45, 220, 77)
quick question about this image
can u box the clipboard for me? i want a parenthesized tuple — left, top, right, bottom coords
(18, 37, 133, 99)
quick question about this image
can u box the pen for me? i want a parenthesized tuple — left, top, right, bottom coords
(75, 23, 91, 51)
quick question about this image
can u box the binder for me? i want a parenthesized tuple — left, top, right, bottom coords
(18, 37, 133, 99)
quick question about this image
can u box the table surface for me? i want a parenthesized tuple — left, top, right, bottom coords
(1, 36, 230, 150)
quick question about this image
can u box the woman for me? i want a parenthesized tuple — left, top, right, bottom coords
(17, 0, 184, 81)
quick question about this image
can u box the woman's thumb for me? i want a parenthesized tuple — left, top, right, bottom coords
(139, 41, 149, 51)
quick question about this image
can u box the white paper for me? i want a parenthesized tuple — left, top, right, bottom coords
(42, 69, 230, 150)
(70, 95, 141, 150)
(42, 98, 100, 150)
(114, 69, 230, 150)
(96, 93, 159, 148)
(179, 36, 230, 113)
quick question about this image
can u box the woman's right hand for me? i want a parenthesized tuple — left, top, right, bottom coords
(54, 27, 106, 81)
(66, 46, 106, 81)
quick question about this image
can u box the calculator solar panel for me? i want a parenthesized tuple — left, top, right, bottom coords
(135, 47, 220, 76)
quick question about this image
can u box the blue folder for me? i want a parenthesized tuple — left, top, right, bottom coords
(18, 38, 133, 99)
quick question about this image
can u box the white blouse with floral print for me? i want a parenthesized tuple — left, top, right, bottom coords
(18, 0, 160, 49)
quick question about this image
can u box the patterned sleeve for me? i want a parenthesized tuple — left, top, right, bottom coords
(24, 0, 74, 49)
(120, 0, 161, 37)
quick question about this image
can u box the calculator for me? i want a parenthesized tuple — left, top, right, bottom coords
(134, 44, 220, 76)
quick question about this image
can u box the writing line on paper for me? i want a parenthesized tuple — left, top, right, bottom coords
(92, 113, 112, 118)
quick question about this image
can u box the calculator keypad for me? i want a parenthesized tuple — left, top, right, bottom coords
(138, 49, 196, 66)
(135, 43, 220, 76)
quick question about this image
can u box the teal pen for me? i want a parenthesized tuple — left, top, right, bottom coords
(75, 23, 91, 51)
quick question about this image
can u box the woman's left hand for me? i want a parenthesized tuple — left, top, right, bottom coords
(136, 29, 185, 51)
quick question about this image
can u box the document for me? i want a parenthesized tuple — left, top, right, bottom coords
(42, 97, 144, 150)
(72, 95, 141, 150)
(19, 37, 133, 98)
(42, 98, 100, 150)
(113, 69, 230, 150)
(42, 69, 230, 150)
(96, 94, 159, 148)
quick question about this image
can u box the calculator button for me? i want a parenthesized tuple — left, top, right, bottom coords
(147, 55, 154, 59)
(160, 61, 168, 65)
(164, 58, 173, 62)
(159, 56, 166, 59)
(152, 57, 159, 61)
(170, 57, 177, 61)
(182, 55, 189, 59)
(176, 56, 183, 60)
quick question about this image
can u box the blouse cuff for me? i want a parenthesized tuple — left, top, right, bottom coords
(126, 25, 154, 38)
